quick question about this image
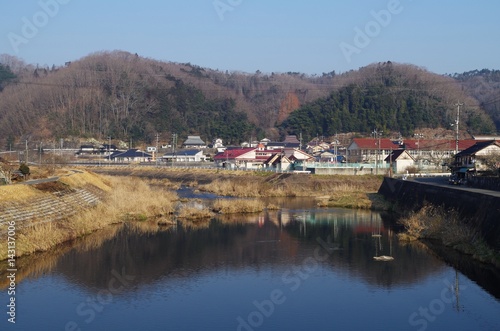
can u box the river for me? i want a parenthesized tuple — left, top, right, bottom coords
(1, 198, 499, 331)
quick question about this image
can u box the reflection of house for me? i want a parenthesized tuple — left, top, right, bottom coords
(109, 149, 152, 163)
(385, 150, 415, 174)
(182, 136, 206, 149)
(162, 149, 207, 163)
(453, 140, 500, 175)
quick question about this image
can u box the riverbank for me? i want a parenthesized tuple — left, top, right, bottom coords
(0, 167, 389, 260)
(91, 166, 388, 209)
(398, 204, 500, 268)
(0, 170, 177, 260)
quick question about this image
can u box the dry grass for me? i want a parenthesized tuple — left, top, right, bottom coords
(0, 184, 42, 201)
(59, 170, 112, 192)
(177, 205, 214, 219)
(198, 174, 383, 199)
(212, 199, 265, 214)
(397, 204, 500, 266)
(1, 174, 178, 259)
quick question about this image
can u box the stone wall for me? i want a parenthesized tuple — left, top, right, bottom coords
(378, 178, 500, 251)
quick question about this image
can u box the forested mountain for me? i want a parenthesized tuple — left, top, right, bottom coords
(452, 69, 500, 132)
(280, 62, 496, 141)
(0, 51, 497, 148)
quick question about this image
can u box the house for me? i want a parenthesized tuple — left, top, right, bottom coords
(453, 140, 500, 177)
(213, 145, 313, 170)
(385, 150, 415, 174)
(347, 138, 399, 163)
(401, 139, 478, 167)
(182, 136, 206, 149)
(162, 149, 207, 163)
(109, 149, 152, 163)
(264, 154, 292, 171)
(266, 135, 301, 150)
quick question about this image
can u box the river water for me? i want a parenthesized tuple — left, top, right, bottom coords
(1, 198, 499, 331)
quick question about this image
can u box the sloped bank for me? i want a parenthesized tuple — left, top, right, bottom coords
(0, 170, 176, 260)
(378, 177, 500, 252)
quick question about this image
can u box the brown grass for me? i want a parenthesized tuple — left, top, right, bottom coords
(0, 184, 42, 201)
(212, 199, 265, 214)
(177, 205, 214, 220)
(1, 174, 178, 259)
(397, 204, 500, 266)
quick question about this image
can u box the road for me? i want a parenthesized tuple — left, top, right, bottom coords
(412, 177, 500, 198)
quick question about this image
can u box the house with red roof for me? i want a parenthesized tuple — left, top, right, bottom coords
(347, 138, 400, 163)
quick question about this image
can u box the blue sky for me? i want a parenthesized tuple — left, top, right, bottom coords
(1, 0, 499, 75)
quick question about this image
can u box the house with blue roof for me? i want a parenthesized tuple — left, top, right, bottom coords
(109, 149, 152, 163)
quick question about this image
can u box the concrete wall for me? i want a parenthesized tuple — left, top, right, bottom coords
(378, 178, 500, 251)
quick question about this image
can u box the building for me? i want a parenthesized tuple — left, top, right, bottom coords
(347, 138, 399, 163)
(162, 149, 207, 163)
(385, 149, 415, 174)
(109, 149, 152, 163)
(182, 136, 206, 149)
(453, 140, 500, 178)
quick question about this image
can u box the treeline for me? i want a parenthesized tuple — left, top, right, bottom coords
(452, 69, 500, 132)
(0, 52, 497, 148)
(280, 62, 496, 141)
(0, 52, 260, 145)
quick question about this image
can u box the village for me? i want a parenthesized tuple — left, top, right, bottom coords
(70, 133, 500, 179)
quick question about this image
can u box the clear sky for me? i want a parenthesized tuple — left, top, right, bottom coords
(1, 0, 499, 75)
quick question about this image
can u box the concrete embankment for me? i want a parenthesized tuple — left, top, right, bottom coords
(378, 177, 500, 251)
(0, 185, 103, 232)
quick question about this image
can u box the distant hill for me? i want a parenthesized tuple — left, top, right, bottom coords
(280, 62, 496, 141)
(0, 51, 497, 148)
(451, 69, 500, 132)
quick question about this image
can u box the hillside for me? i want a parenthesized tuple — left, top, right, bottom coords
(0, 52, 497, 148)
(280, 62, 496, 141)
(452, 69, 500, 132)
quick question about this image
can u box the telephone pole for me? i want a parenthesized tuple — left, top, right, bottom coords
(454, 102, 463, 155)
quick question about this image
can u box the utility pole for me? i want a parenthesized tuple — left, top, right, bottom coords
(171, 133, 177, 167)
(372, 129, 383, 175)
(454, 102, 463, 155)
(25, 139, 28, 164)
(156, 133, 159, 166)
(415, 133, 424, 168)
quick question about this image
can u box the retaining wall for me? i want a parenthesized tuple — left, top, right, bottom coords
(378, 178, 500, 251)
(0, 186, 102, 230)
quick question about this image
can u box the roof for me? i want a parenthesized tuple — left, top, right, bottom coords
(163, 149, 202, 157)
(183, 136, 205, 145)
(110, 149, 152, 159)
(384, 149, 415, 162)
(213, 148, 255, 160)
(350, 138, 399, 150)
(402, 139, 478, 151)
(455, 140, 500, 157)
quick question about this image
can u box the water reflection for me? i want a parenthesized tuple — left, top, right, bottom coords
(4, 208, 447, 293)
